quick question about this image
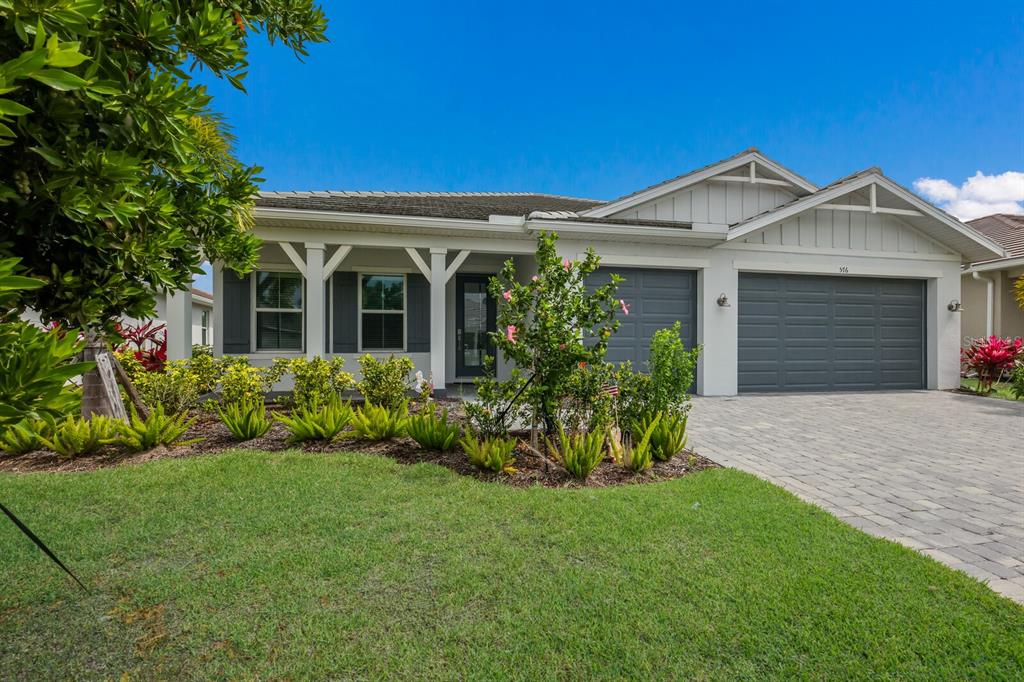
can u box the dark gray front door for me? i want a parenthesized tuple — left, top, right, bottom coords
(587, 267, 698, 368)
(456, 274, 496, 377)
(738, 273, 926, 393)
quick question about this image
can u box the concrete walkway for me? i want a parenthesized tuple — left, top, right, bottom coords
(688, 391, 1024, 603)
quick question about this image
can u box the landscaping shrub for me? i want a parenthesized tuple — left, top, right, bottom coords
(612, 361, 654, 431)
(460, 432, 517, 473)
(114, 321, 167, 372)
(220, 357, 278, 405)
(1011, 363, 1024, 400)
(647, 322, 701, 415)
(479, 231, 622, 435)
(608, 413, 660, 472)
(0, 419, 50, 455)
(116, 404, 200, 452)
(357, 355, 414, 409)
(40, 416, 120, 459)
(187, 351, 223, 395)
(350, 401, 408, 441)
(962, 336, 1023, 393)
(546, 426, 606, 480)
(219, 400, 273, 441)
(274, 356, 354, 409)
(406, 402, 460, 451)
(559, 362, 616, 433)
(636, 410, 688, 461)
(275, 396, 353, 444)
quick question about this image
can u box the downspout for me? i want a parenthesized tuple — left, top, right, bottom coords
(972, 271, 994, 337)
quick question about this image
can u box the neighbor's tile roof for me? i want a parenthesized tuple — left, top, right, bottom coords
(965, 214, 1024, 262)
(255, 191, 605, 221)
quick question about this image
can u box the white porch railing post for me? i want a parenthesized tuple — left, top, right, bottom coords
(304, 243, 326, 359)
(212, 262, 224, 357)
(430, 248, 447, 393)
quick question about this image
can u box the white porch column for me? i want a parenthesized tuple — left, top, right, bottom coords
(212, 262, 224, 357)
(430, 248, 447, 392)
(166, 285, 193, 361)
(697, 252, 738, 396)
(305, 242, 325, 359)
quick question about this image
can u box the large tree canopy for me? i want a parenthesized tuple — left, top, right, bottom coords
(0, 0, 327, 332)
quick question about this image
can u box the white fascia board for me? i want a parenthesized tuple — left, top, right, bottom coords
(580, 151, 817, 219)
(524, 219, 727, 243)
(724, 173, 1008, 261)
(962, 255, 1024, 274)
(191, 294, 213, 307)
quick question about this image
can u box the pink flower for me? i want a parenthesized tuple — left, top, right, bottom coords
(505, 325, 517, 343)
(562, 258, 572, 271)
(619, 299, 630, 315)
(502, 289, 512, 302)
(531, 275, 539, 282)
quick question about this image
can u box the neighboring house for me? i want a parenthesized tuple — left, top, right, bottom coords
(154, 288, 214, 348)
(959, 214, 1024, 343)
(181, 149, 1004, 395)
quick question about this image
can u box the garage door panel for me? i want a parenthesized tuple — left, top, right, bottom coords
(739, 273, 924, 392)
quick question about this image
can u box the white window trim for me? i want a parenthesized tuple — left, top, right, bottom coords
(357, 272, 407, 352)
(251, 267, 305, 353)
(200, 309, 210, 346)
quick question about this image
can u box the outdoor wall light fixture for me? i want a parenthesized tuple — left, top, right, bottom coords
(947, 299, 963, 313)
(717, 293, 731, 307)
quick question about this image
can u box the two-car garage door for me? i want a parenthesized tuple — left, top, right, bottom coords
(738, 273, 926, 392)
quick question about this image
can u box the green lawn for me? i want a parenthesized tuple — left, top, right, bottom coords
(1, 452, 1021, 679)
(960, 378, 1021, 400)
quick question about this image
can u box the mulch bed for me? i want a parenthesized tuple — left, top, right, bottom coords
(0, 400, 719, 487)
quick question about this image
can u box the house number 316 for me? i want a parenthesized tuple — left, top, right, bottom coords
(838, 266, 849, 273)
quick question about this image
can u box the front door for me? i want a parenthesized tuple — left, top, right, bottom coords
(456, 274, 496, 377)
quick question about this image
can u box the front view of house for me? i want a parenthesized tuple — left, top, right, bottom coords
(167, 149, 1005, 395)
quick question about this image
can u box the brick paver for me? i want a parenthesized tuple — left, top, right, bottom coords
(689, 391, 1024, 603)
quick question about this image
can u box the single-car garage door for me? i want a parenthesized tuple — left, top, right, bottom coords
(588, 267, 697, 367)
(738, 273, 925, 392)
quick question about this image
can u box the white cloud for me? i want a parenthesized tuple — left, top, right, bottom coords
(914, 171, 1024, 220)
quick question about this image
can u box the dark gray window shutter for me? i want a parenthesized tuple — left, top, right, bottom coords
(332, 272, 358, 353)
(406, 274, 430, 352)
(222, 269, 251, 354)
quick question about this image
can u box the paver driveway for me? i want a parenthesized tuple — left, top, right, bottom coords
(688, 391, 1024, 603)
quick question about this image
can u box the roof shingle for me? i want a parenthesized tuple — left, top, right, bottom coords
(965, 214, 1024, 262)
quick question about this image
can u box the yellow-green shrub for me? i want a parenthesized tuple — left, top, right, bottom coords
(546, 427, 605, 480)
(40, 416, 120, 459)
(350, 401, 408, 441)
(273, 356, 354, 409)
(406, 402, 460, 451)
(357, 355, 413, 409)
(274, 396, 353, 444)
(460, 432, 517, 473)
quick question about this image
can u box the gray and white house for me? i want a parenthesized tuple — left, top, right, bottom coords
(164, 149, 1006, 395)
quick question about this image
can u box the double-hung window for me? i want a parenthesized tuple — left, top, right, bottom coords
(200, 310, 210, 346)
(360, 274, 405, 351)
(255, 271, 303, 351)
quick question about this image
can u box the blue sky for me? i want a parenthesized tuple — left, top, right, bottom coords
(194, 1, 1023, 289)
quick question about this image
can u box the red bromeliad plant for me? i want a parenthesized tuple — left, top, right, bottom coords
(961, 335, 1023, 394)
(115, 321, 168, 372)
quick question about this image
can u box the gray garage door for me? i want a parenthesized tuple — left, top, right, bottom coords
(588, 267, 697, 367)
(738, 273, 925, 392)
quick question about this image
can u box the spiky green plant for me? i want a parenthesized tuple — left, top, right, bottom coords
(219, 400, 272, 441)
(610, 413, 661, 472)
(40, 416, 120, 459)
(0, 419, 51, 455)
(636, 411, 688, 461)
(116, 404, 201, 452)
(406, 402, 460, 451)
(274, 395, 353, 444)
(546, 426, 606, 480)
(350, 401, 408, 441)
(460, 431, 517, 473)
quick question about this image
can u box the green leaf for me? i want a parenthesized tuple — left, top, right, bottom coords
(29, 69, 88, 91)
(48, 50, 89, 68)
(29, 146, 65, 167)
(0, 98, 32, 116)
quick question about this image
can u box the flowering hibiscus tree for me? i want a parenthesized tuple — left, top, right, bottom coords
(961, 335, 1023, 394)
(480, 231, 623, 436)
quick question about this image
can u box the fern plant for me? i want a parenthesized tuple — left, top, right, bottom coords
(0, 420, 51, 455)
(460, 431, 517, 473)
(274, 396, 353, 444)
(406, 402, 460, 451)
(609, 413, 660, 472)
(636, 411, 687, 461)
(40, 416, 120, 459)
(546, 426, 605, 480)
(219, 400, 272, 441)
(350, 401, 408, 441)
(116, 404, 201, 452)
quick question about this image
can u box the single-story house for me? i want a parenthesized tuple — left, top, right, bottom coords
(959, 214, 1024, 342)
(175, 149, 1006, 395)
(159, 287, 214, 353)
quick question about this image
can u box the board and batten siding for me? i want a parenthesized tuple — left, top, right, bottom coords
(609, 180, 794, 225)
(745, 208, 954, 255)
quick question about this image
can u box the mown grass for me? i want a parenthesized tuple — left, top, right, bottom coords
(961, 377, 1021, 400)
(1, 451, 1021, 680)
